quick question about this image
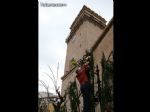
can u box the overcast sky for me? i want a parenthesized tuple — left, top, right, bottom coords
(38, 0, 113, 94)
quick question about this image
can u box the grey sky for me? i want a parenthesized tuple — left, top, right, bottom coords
(38, 0, 113, 94)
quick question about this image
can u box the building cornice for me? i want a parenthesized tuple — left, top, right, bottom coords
(66, 5, 107, 43)
(61, 66, 77, 81)
(91, 17, 113, 52)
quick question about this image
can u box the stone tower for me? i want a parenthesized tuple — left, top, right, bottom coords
(61, 5, 112, 112)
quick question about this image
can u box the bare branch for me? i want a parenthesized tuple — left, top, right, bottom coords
(39, 80, 51, 98)
(48, 65, 57, 87)
(43, 72, 57, 90)
(39, 80, 49, 96)
(39, 80, 48, 89)
(56, 62, 59, 88)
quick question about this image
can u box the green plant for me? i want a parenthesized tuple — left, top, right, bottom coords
(68, 81, 80, 112)
(100, 52, 113, 112)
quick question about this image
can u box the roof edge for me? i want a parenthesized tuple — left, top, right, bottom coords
(70, 5, 107, 30)
(91, 17, 113, 52)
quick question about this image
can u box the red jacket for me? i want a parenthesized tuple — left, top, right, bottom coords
(76, 64, 89, 85)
